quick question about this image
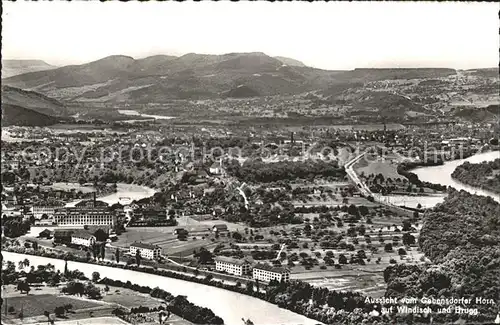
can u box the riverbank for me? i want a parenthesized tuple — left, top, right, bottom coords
(2, 251, 322, 325)
(412, 150, 500, 203)
(450, 158, 500, 194)
(65, 183, 156, 206)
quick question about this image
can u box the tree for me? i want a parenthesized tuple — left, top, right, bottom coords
(17, 281, 30, 294)
(232, 232, 243, 242)
(402, 232, 416, 245)
(195, 247, 214, 264)
(54, 306, 65, 317)
(92, 271, 100, 283)
(99, 244, 106, 261)
(246, 281, 254, 293)
(347, 204, 358, 216)
(44, 310, 51, 324)
(384, 243, 393, 252)
(358, 205, 369, 216)
(135, 250, 142, 266)
(338, 254, 348, 264)
(398, 248, 407, 256)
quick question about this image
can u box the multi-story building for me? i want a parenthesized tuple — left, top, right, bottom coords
(70, 231, 96, 247)
(129, 242, 162, 260)
(32, 204, 64, 219)
(252, 263, 290, 283)
(54, 199, 115, 226)
(215, 256, 250, 276)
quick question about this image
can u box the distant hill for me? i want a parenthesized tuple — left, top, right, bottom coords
(3, 54, 464, 103)
(342, 68, 456, 81)
(1, 86, 67, 117)
(466, 68, 499, 78)
(3, 52, 339, 102)
(224, 85, 260, 98)
(453, 105, 500, 123)
(2, 59, 56, 78)
(275, 56, 306, 67)
(1, 103, 59, 127)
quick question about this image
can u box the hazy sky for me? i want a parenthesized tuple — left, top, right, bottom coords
(2, 1, 498, 70)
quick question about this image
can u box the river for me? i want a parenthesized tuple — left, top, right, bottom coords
(2, 252, 320, 325)
(63, 183, 157, 207)
(118, 110, 175, 120)
(412, 150, 500, 203)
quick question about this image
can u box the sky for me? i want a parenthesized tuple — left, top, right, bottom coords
(2, 1, 499, 70)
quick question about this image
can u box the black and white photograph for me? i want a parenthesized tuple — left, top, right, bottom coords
(1, 1, 499, 324)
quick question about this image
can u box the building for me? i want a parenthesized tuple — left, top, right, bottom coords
(129, 242, 162, 260)
(209, 161, 225, 176)
(252, 263, 290, 283)
(70, 230, 96, 247)
(212, 224, 229, 235)
(1, 203, 22, 218)
(215, 256, 250, 276)
(54, 200, 115, 226)
(38, 229, 54, 239)
(53, 229, 75, 244)
(32, 204, 64, 219)
(131, 207, 175, 226)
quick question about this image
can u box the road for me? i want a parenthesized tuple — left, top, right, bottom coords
(344, 151, 404, 209)
(344, 152, 373, 197)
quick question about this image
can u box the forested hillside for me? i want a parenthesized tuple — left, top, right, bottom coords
(384, 190, 500, 323)
(451, 158, 500, 194)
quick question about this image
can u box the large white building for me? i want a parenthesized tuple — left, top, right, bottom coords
(252, 263, 290, 283)
(32, 205, 64, 219)
(54, 200, 115, 226)
(70, 231, 96, 247)
(214, 256, 250, 276)
(129, 242, 162, 260)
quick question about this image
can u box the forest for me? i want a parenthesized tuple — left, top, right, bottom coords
(385, 190, 500, 323)
(451, 158, 500, 194)
(224, 158, 346, 183)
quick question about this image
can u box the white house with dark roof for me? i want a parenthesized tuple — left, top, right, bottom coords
(215, 256, 250, 276)
(70, 230, 96, 247)
(212, 224, 229, 234)
(252, 263, 290, 283)
(129, 242, 162, 260)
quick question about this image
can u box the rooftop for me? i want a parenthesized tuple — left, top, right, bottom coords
(131, 242, 161, 250)
(253, 263, 290, 274)
(214, 256, 249, 266)
(72, 230, 96, 240)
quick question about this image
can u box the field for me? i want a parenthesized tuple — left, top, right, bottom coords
(2, 294, 104, 319)
(355, 157, 403, 180)
(2, 284, 192, 325)
(99, 285, 165, 308)
(31, 317, 129, 325)
(113, 216, 246, 257)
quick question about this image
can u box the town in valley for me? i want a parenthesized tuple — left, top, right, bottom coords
(1, 2, 499, 325)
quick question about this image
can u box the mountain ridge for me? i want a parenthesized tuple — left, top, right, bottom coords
(2, 59, 56, 78)
(3, 53, 459, 103)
